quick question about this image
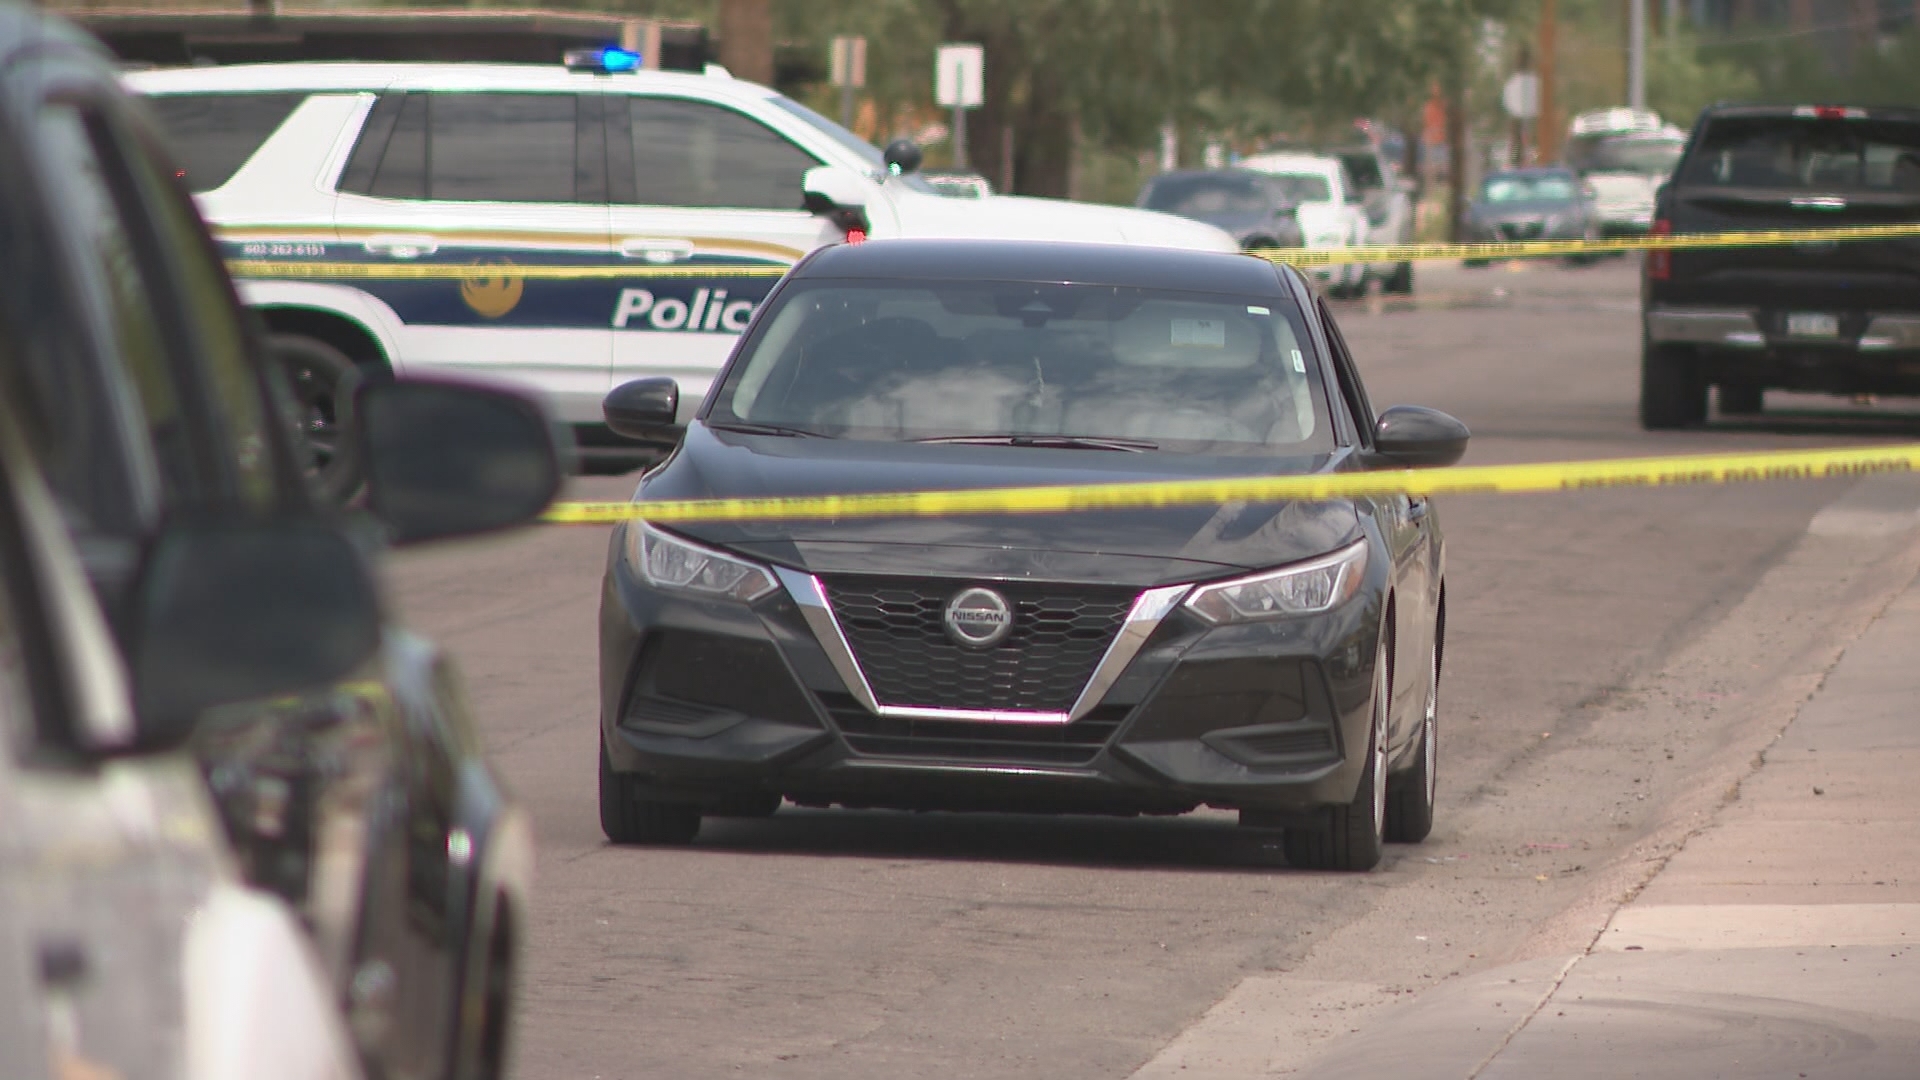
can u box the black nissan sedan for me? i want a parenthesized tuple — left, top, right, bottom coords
(596, 240, 1467, 871)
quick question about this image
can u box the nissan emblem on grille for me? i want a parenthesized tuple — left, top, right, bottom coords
(943, 587, 1014, 648)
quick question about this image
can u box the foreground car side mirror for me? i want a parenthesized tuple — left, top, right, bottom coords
(604, 377, 681, 443)
(1372, 405, 1470, 468)
(126, 520, 382, 751)
(357, 378, 564, 546)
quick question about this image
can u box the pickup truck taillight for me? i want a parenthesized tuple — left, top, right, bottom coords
(1646, 218, 1672, 281)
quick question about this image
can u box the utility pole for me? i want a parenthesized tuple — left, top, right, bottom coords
(1539, 0, 1559, 162)
(717, 0, 773, 85)
(1627, 0, 1648, 109)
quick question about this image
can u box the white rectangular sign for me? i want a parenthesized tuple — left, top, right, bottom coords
(830, 35, 867, 88)
(935, 43, 984, 109)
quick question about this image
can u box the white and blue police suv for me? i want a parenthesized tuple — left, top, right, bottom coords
(128, 50, 1238, 467)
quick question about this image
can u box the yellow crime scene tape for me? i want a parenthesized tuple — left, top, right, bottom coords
(224, 221, 1920, 281)
(540, 443, 1920, 526)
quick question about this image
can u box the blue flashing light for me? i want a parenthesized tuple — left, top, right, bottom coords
(563, 46, 643, 74)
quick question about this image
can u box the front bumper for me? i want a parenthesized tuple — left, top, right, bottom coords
(597, 538, 1384, 819)
(1646, 307, 1920, 393)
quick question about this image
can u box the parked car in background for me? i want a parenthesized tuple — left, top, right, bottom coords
(1641, 103, 1920, 428)
(1331, 144, 1416, 292)
(7, 9, 567, 1077)
(1460, 168, 1602, 266)
(128, 54, 1235, 475)
(1135, 168, 1306, 252)
(1566, 107, 1686, 239)
(1239, 151, 1373, 296)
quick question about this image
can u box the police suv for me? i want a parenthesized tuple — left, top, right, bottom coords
(127, 50, 1238, 466)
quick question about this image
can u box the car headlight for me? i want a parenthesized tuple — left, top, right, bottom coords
(1184, 540, 1368, 623)
(625, 521, 778, 602)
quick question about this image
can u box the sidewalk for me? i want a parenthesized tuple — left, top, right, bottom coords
(1301, 574, 1920, 1079)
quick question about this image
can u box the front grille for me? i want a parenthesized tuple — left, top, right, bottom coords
(823, 694, 1129, 765)
(820, 576, 1137, 712)
(1497, 220, 1545, 240)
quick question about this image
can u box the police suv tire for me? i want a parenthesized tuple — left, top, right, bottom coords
(1640, 342, 1708, 430)
(1284, 638, 1390, 872)
(268, 332, 364, 503)
(598, 739, 701, 845)
(1385, 626, 1440, 844)
(1719, 382, 1764, 416)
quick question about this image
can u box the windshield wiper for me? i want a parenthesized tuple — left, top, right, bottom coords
(708, 421, 833, 438)
(914, 434, 1158, 452)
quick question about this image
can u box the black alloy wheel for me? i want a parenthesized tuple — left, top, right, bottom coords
(1284, 636, 1390, 872)
(1639, 342, 1708, 430)
(598, 738, 701, 845)
(1719, 382, 1765, 416)
(269, 332, 365, 503)
(1385, 618, 1440, 844)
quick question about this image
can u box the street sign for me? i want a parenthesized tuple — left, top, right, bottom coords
(935, 43, 984, 109)
(1502, 72, 1540, 120)
(830, 35, 866, 88)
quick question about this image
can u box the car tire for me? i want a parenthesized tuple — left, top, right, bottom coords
(1640, 342, 1707, 430)
(268, 332, 364, 503)
(1387, 261, 1414, 294)
(1719, 382, 1764, 416)
(1284, 636, 1389, 872)
(1385, 622, 1440, 844)
(598, 738, 701, 845)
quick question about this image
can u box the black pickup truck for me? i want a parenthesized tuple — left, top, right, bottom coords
(1641, 103, 1920, 428)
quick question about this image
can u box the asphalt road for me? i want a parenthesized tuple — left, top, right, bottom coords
(386, 257, 1920, 1080)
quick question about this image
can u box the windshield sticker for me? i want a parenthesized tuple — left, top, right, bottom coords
(1172, 318, 1227, 348)
(1247, 305, 1271, 316)
(1291, 348, 1306, 373)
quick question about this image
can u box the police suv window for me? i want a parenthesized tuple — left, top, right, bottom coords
(143, 92, 307, 194)
(361, 93, 585, 203)
(623, 98, 820, 210)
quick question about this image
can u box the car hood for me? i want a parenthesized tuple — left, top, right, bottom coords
(888, 188, 1240, 253)
(638, 426, 1365, 588)
(1168, 209, 1289, 235)
(1472, 202, 1572, 221)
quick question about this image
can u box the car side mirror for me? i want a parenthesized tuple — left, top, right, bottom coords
(882, 139, 924, 176)
(604, 377, 681, 443)
(356, 378, 564, 547)
(1372, 405, 1470, 468)
(126, 520, 382, 752)
(803, 166, 872, 233)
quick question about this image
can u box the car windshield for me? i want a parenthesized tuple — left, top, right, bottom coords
(768, 95, 941, 195)
(1142, 175, 1275, 215)
(1579, 136, 1683, 178)
(1680, 117, 1920, 192)
(709, 281, 1333, 453)
(1483, 174, 1577, 202)
(1265, 173, 1333, 203)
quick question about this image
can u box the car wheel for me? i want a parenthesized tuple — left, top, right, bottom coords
(269, 332, 364, 503)
(1719, 382, 1764, 416)
(1284, 636, 1389, 872)
(598, 738, 701, 845)
(1640, 342, 1708, 430)
(1388, 261, 1414, 294)
(1385, 622, 1440, 844)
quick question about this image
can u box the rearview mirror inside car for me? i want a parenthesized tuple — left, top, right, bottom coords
(126, 520, 382, 751)
(603, 378, 681, 444)
(1372, 406, 1471, 468)
(357, 378, 564, 546)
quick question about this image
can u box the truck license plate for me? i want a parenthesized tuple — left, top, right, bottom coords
(1786, 312, 1840, 339)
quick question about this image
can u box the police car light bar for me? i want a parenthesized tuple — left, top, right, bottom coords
(564, 47, 642, 74)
